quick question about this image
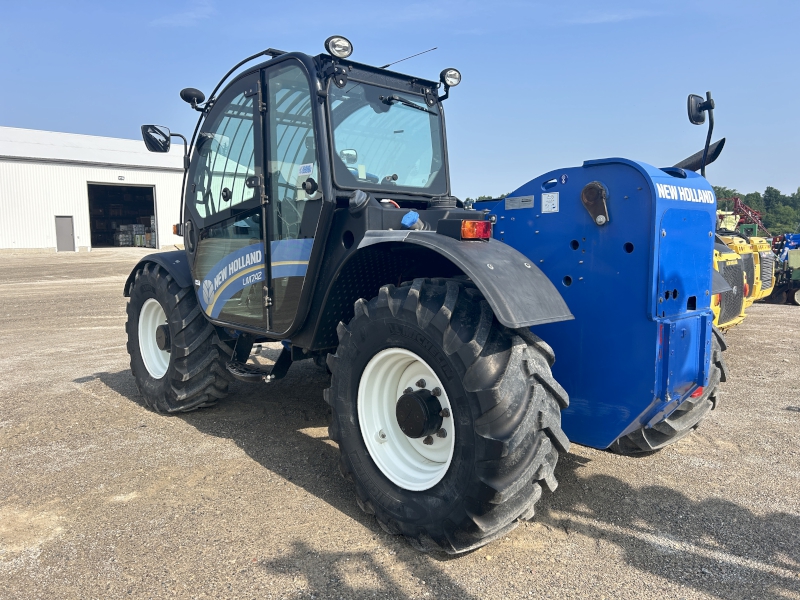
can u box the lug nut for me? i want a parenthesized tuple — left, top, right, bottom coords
(439, 408, 450, 418)
(416, 379, 426, 388)
(431, 387, 442, 397)
(423, 436, 434, 445)
(436, 428, 447, 438)
(403, 387, 413, 394)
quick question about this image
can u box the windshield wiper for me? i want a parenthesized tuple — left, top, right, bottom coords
(380, 94, 438, 115)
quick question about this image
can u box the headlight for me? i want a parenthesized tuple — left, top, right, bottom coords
(324, 35, 353, 59)
(440, 68, 461, 87)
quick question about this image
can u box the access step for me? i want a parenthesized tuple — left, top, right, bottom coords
(226, 346, 292, 383)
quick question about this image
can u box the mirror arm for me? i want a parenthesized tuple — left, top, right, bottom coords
(699, 92, 714, 178)
(164, 131, 190, 236)
(169, 133, 190, 172)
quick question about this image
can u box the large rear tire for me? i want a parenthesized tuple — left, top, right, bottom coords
(126, 262, 233, 413)
(325, 278, 570, 554)
(610, 327, 728, 454)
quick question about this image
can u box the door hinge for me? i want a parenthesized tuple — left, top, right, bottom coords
(263, 284, 272, 307)
(257, 86, 266, 113)
(258, 173, 269, 205)
(247, 174, 269, 205)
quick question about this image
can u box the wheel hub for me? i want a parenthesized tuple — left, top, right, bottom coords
(155, 324, 171, 351)
(396, 389, 442, 439)
(357, 347, 455, 491)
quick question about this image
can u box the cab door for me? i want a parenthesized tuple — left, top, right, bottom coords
(185, 72, 270, 330)
(262, 60, 324, 334)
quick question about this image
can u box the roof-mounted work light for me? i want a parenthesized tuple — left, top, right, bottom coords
(437, 68, 461, 102)
(325, 36, 353, 59)
(440, 68, 461, 87)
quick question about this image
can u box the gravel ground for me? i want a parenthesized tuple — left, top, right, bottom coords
(1, 249, 798, 600)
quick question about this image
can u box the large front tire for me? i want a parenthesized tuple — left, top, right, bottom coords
(325, 279, 570, 554)
(126, 262, 233, 413)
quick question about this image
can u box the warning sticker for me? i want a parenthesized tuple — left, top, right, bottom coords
(542, 192, 559, 213)
(504, 195, 534, 210)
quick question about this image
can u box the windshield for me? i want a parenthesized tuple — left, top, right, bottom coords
(329, 82, 447, 195)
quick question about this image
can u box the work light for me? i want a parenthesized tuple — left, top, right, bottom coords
(325, 36, 353, 59)
(440, 68, 461, 87)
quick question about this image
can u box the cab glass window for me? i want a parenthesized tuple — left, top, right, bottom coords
(266, 62, 321, 333)
(193, 208, 265, 327)
(190, 83, 258, 219)
(328, 82, 446, 195)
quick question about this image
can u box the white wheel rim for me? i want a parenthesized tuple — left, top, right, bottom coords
(138, 298, 170, 379)
(358, 348, 455, 491)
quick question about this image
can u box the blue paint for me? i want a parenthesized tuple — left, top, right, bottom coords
(198, 243, 265, 319)
(271, 238, 313, 278)
(478, 158, 717, 449)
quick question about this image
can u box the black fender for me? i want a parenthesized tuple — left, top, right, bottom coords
(123, 250, 192, 297)
(358, 231, 573, 328)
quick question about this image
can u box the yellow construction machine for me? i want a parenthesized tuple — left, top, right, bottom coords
(712, 236, 747, 330)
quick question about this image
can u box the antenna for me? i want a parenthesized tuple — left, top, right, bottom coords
(379, 47, 437, 69)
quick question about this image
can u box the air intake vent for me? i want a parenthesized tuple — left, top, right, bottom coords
(760, 252, 775, 288)
(719, 258, 744, 325)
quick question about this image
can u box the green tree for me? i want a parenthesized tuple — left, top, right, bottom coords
(713, 186, 739, 201)
(767, 204, 798, 234)
(763, 186, 785, 214)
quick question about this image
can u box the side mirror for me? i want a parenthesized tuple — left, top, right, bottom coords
(687, 94, 706, 125)
(339, 149, 358, 165)
(141, 125, 171, 153)
(180, 87, 206, 111)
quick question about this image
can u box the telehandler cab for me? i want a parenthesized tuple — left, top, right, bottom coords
(126, 36, 573, 554)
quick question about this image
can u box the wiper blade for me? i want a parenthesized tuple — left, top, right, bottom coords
(381, 94, 437, 115)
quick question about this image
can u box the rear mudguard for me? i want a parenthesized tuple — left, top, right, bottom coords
(123, 250, 191, 296)
(358, 231, 573, 328)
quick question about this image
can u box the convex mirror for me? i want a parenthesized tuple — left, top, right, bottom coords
(141, 125, 171, 153)
(180, 87, 206, 107)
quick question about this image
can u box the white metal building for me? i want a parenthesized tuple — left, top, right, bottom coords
(0, 126, 184, 252)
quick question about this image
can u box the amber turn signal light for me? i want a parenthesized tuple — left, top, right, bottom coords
(461, 220, 492, 240)
(436, 219, 492, 241)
